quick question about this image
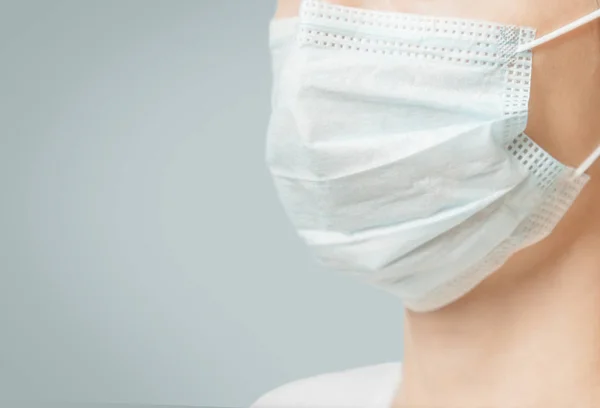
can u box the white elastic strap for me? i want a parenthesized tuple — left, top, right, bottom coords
(517, 8, 600, 178)
(517, 9, 600, 52)
(574, 145, 600, 177)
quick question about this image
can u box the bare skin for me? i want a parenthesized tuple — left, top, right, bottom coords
(273, 0, 600, 407)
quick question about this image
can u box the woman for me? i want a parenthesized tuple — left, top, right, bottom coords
(252, 0, 600, 407)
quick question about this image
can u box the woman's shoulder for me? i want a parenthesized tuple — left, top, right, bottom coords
(249, 361, 402, 408)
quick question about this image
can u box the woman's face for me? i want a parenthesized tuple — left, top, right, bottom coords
(271, 0, 600, 305)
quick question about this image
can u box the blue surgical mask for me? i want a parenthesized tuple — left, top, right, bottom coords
(266, 0, 600, 312)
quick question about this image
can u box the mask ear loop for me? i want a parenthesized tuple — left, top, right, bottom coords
(516, 9, 600, 178)
(574, 146, 600, 178)
(516, 9, 600, 52)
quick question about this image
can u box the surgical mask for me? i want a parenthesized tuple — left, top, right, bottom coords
(266, 0, 600, 312)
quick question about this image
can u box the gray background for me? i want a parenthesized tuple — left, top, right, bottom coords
(0, 1, 404, 407)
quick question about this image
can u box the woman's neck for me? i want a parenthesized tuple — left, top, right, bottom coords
(393, 216, 600, 408)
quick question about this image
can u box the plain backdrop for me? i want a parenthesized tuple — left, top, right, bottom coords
(0, 1, 404, 407)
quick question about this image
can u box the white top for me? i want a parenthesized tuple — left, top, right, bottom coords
(249, 362, 403, 408)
